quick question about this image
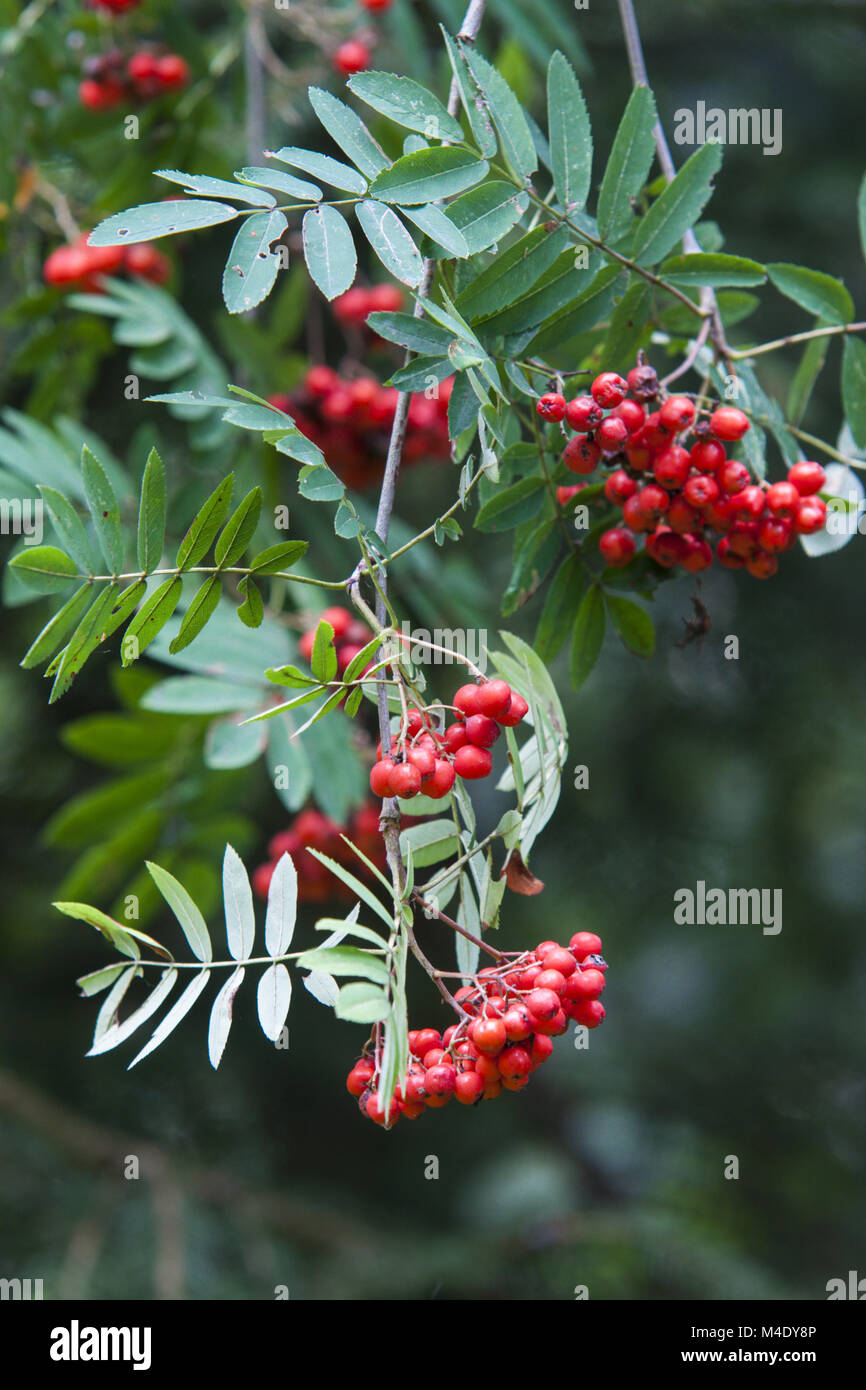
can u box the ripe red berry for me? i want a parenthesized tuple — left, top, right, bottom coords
(718, 459, 751, 496)
(454, 1070, 484, 1104)
(746, 550, 778, 579)
(680, 535, 713, 573)
(659, 395, 696, 432)
(497, 693, 529, 727)
(536, 392, 566, 421)
(646, 527, 686, 568)
(470, 1017, 507, 1056)
(411, 1029, 441, 1059)
(667, 494, 702, 534)
(622, 493, 652, 532)
(529, 1034, 555, 1069)
(425, 759, 456, 799)
(526, 987, 561, 1022)
(502, 1004, 534, 1042)
(565, 967, 606, 1001)
(557, 484, 585, 507)
(154, 54, 190, 89)
(597, 415, 629, 452)
(653, 444, 691, 489)
(570, 931, 602, 960)
(599, 526, 635, 568)
(334, 39, 370, 75)
(541, 947, 576, 978)
(716, 536, 746, 569)
(690, 439, 726, 472)
(124, 241, 169, 283)
(565, 395, 604, 431)
(346, 1061, 375, 1096)
(369, 759, 394, 798)
(765, 481, 800, 517)
(683, 473, 720, 509)
(758, 517, 794, 552)
(636, 483, 669, 520)
(390, 762, 422, 798)
(498, 1045, 532, 1081)
(730, 485, 766, 522)
(79, 78, 124, 110)
(361, 0, 392, 10)
(794, 496, 827, 534)
(642, 411, 672, 450)
(604, 469, 637, 506)
(453, 683, 481, 717)
(443, 723, 468, 753)
(534, 968, 568, 996)
(453, 745, 492, 780)
(591, 372, 627, 408)
(464, 714, 501, 748)
(563, 435, 601, 475)
(709, 406, 750, 441)
(611, 399, 646, 434)
(572, 999, 606, 1029)
(475, 679, 512, 721)
(788, 461, 826, 496)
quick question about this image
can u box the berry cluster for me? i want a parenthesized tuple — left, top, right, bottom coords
(348, 931, 607, 1125)
(79, 50, 190, 110)
(537, 365, 828, 579)
(369, 678, 529, 801)
(43, 234, 169, 290)
(333, 281, 403, 327)
(296, 604, 372, 676)
(269, 365, 452, 490)
(253, 804, 388, 903)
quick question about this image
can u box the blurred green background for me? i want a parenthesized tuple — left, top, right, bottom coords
(1, 0, 864, 1299)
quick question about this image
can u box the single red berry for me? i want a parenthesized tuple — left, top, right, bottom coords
(333, 39, 370, 75)
(683, 473, 720, 509)
(557, 483, 585, 507)
(667, 494, 702, 534)
(623, 493, 652, 532)
(788, 461, 826, 496)
(347, 1060, 375, 1096)
(794, 496, 827, 534)
(529, 1034, 555, 1069)
(563, 435, 601, 475)
(636, 483, 669, 520)
(406, 746, 436, 780)
(730, 485, 766, 521)
(535, 941, 560, 959)
(612, 399, 646, 434)
(710, 406, 750, 441)
(305, 365, 340, 396)
(591, 372, 628, 408)
(646, 527, 687, 568)
(597, 415, 630, 453)
(653, 445, 691, 489)
(252, 862, 275, 898)
(453, 683, 481, 717)
(625, 441, 653, 472)
(502, 1004, 534, 1042)
(369, 759, 394, 798)
(565, 967, 606, 1001)
(154, 54, 190, 89)
(422, 1048, 446, 1069)
(746, 550, 778, 579)
(570, 931, 603, 960)
(497, 693, 529, 727)
(680, 535, 713, 573)
(498, 1045, 532, 1081)
(454, 1070, 484, 1104)
(536, 392, 567, 421)
(565, 395, 604, 431)
(124, 241, 169, 283)
(475, 679, 512, 721)
(361, 0, 393, 10)
(728, 522, 760, 559)
(765, 481, 800, 517)
(540, 947, 576, 978)
(410, 1029, 441, 1059)
(572, 999, 606, 1029)
(717, 536, 746, 569)
(703, 497, 734, 533)
(425, 759, 456, 799)
(534, 968, 568, 996)
(390, 762, 422, 798)
(453, 745, 492, 780)
(470, 1017, 507, 1056)
(718, 459, 751, 496)
(444, 722, 468, 752)
(79, 78, 123, 110)
(598, 527, 636, 567)
(604, 469, 637, 506)
(526, 987, 561, 1022)
(534, 1007, 569, 1036)
(642, 411, 673, 449)
(464, 714, 501, 748)
(690, 439, 726, 472)
(659, 394, 696, 432)
(758, 517, 794, 552)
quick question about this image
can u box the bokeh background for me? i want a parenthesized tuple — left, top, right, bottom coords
(1, 0, 864, 1299)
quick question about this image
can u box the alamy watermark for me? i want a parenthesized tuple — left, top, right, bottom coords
(674, 880, 782, 935)
(0, 497, 43, 545)
(673, 101, 782, 157)
(384, 623, 488, 672)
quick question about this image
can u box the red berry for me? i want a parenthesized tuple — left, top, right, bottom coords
(454, 1071, 484, 1104)
(390, 762, 422, 798)
(653, 444, 691, 489)
(410, 1029, 441, 1059)
(746, 550, 778, 579)
(612, 399, 646, 434)
(425, 759, 456, 799)
(526, 987, 561, 1022)
(124, 242, 169, 283)
(347, 1061, 375, 1096)
(407, 746, 436, 780)
(541, 947, 576, 978)
(730, 485, 766, 522)
(717, 536, 746, 569)
(710, 406, 750, 441)
(557, 483, 585, 507)
(502, 1004, 534, 1042)
(252, 862, 275, 898)
(758, 517, 794, 552)
(570, 931, 602, 960)
(127, 52, 159, 84)
(565, 395, 604, 431)
(334, 39, 370, 75)
(667, 494, 702, 534)
(659, 395, 696, 432)
(642, 411, 673, 450)
(597, 415, 629, 452)
(604, 469, 637, 506)
(623, 493, 652, 532)
(683, 473, 720, 509)
(535, 941, 560, 959)
(444, 722, 468, 752)
(794, 496, 827, 534)
(563, 435, 601, 475)
(464, 714, 500, 748)
(680, 535, 713, 573)
(636, 483, 669, 520)
(475, 679, 512, 721)
(718, 459, 751, 496)
(690, 439, 726, 472)
(529, 1034, 555, 1069)
(599, 527, 635, 568)
(788, 461, 826, 496)
(422, 1047, 446, 1069)
(361, 0, 392, 10)
(369, 759, 394, 798)
(498, 1045, 532, 1081)
(453, 745, 492, 780)
(565, 967, 606, 1001)
(534, 968, 568, 996)
(453, 683, 481, 717)
(154, 54, 190, 89)
(765, 481, 800, 517)
(497, 693, 528, 727)
(646, 527, 687, 568)
(79, 78, 124, 110)
(537, 392, 566, 421)
(470, 1017, 507, 1055)
(572, 999, 606, 1029)
(591, 372, 627, 408)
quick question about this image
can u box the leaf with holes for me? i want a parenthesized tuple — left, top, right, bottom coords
(222, 210, 288, 314)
